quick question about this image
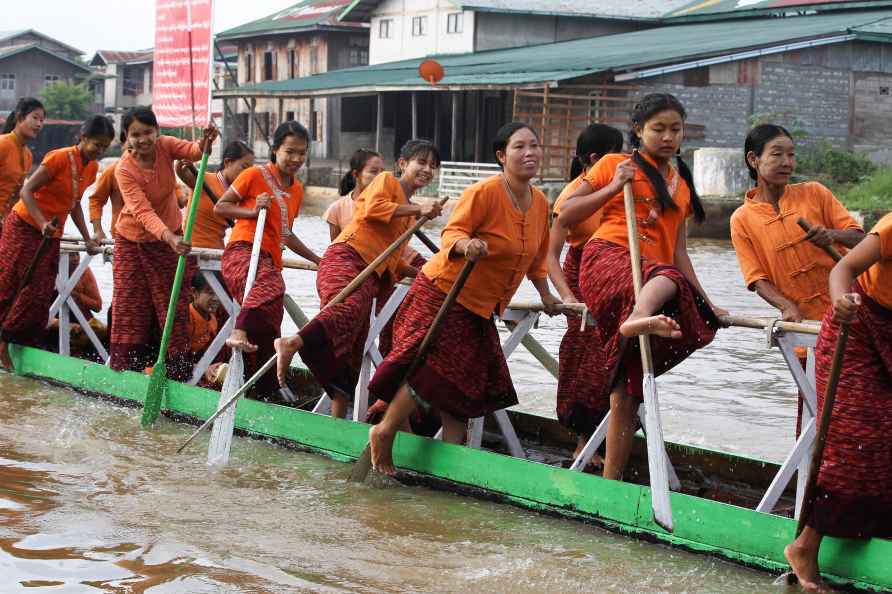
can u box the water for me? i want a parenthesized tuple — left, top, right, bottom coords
(0, 206, 806, 592)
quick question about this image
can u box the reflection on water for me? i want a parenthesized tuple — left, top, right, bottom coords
(0, 377, 777, 593)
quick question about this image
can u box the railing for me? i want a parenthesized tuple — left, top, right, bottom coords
(437, 161, 503, 199)
(57, 237, 820, 520)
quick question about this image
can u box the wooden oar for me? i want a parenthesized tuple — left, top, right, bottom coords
(623, 182, 674, 532)
(176, 195, 448, 449)
(206, 207, 267, 465)
(349, 257, 477, 482)
(0, 216, 59, 332)
(140, 146, 211, 427)
(796, 218, 843, 262)
(414, 229, 439, 254)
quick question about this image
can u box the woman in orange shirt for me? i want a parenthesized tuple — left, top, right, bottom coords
(215, 122, 320, 396)
(0, 97, 45, 232)
(177, 140, 254, 249)
(274, 139, 443, 419)
(555, 93, 726, 481)
(547, 124, 623, 464)
(785, 213, 892, 592)
(0, 115, 113, 368)
(109, 107, 216, 380)
(324, 148, 385, 241)
(365, 123, 561, 475)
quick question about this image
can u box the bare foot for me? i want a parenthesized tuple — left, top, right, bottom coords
(273, 335, 301, 389)
(785, 543, 828, 593)
(620, 313, 682, 339)
(0, 341, 12, 370)
(368, 424, 396, 476)
(226, 329, 258, 353)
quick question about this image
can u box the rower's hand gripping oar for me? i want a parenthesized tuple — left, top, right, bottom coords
(623, 182, 674, 533)
(796, 218, 843, 263)
(176, 195, 449, 451)
(141, 134, 213, 427)
(349, 257, 477, 482)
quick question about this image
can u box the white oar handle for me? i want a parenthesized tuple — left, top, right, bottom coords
(244, 208, 267, 297)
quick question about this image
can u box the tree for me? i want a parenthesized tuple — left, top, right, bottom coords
(40, 81, 93, 120)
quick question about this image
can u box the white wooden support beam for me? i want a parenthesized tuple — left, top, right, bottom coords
(57, 257, 70, 357)
(756, 417, 816, 515)
(49, 254, 92, 320)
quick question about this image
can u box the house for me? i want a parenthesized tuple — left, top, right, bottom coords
(90, 50, 155, 116)
(0, 30, 94, 114)
(215, 0, 370, 160)
(215, 3, 892, 177)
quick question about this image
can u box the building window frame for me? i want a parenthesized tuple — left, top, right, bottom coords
(121, 67, 143, 96)
(44, 74, 61, 87)
(263, 50, 275, 81)
(412, 15, 428, 37)
(0, 73, 15, 92)
(309, 47, 319, 75)
(348, 48, 368, 67)
(379, 18, 393, 39)
(244, 52, 253, 83)
(289, 49, 299, 78)
(447, 12, 463, 34)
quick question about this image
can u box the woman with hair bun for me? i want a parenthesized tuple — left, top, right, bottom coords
(556, 93, 725, 482)
(324, 148, 384, 241)
(0, 114, 113, 368)
(0, 97, 45, 232)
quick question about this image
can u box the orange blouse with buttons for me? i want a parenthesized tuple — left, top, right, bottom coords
(186, 171, 230, 249)
(422, 175, 550, 319)
(0, 132, 32, 216)
(552, 174, 602, 248)
(859, 212, 892, 310)
(335, 171, 416, 283)
(228, 163, 303, 270)
(730, 182, 862, 321)
(14, 146, 98, 237)
(88, 162, 123, 233)
(585, 152, 691, 265)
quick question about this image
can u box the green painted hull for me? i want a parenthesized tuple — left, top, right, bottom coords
(10, 345, 892, 592)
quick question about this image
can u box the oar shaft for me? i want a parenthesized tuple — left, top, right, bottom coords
(796, 218, 843, 263)
(414, 229, 439, 254)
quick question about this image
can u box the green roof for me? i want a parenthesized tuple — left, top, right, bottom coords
(215, 9, 892, 97)
(667, 0, 892, 21)
(217, 0, 363, 40)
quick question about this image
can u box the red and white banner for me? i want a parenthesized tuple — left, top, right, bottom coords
(153, 0, 213, 128)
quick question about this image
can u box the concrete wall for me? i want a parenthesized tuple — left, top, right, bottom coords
(475, 13, 641, 51)
(369, 0, 473, 64)
(0, 48, 86, 112)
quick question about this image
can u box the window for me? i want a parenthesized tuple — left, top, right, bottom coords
(0, 74, 15, 91)
(378, 19, 393, 39)
(447, 12, 463, 34)
(263, 51, 275, 81)
(244, 53, 253, 82)
(122, 66, 143, 96)
(289, 49, 299, 78)
(349, 48, 368, 66)
(44, 74, 61, 87)
(309, 47, 319, 74)
(412, 16, 428, 37)
(286, 110, 295, 121)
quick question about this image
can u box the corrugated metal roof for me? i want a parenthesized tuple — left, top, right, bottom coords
(668, 0, 892, 20)
(217, 0, 364, 40)
(0, 28, 83, 55)
(215, 9, 892, 97)
(458, 0, 692, 20)
(91, 49, 154, 66)
(0, 43, 92, 72)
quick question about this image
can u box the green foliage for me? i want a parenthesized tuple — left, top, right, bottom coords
(836, 168, 892, 224)
(40, 81, 93, 120)
(796, 139, 877, 185)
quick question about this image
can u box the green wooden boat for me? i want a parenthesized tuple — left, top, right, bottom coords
(8, 344, 892, 592)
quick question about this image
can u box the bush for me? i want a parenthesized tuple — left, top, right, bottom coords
(836, 168, 892, 213)
(796, 139, 876, 185)
(40, 81, 93, 121)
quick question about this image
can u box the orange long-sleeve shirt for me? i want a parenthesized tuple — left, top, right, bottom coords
(0, 131, 32, 217)
(552, 174, 602, 248)
(188, 303, 219, 354)
(228, 163, 303, 270)
(859, 212, 892, 310)
(186, 171, 230, 249)
(730, 182, 862, 321)
(422, 175, 550, 319)
(335, 171, 416, 283)
(585, 152, 691, 265)
(88, 162, 123, 233)
(72, 266, 102, 316)
(114, 136, 202, 242)
(13, 146, 98, 238)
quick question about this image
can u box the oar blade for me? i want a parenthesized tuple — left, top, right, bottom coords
(141, 362, 167, 427)
(349, 444, 374, 482)
(642, 373, 674, 533)
(207, 350, 245, 466)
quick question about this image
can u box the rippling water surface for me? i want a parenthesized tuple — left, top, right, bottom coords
(0, 208, 807, 592)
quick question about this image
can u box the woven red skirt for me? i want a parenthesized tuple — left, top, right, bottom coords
(0, 212, 59, 346)
(109, 234, 194, 381)
(222, 241, 285, 396)
(377, 252, 427, 357)
(297, 242, 379, 397)
(368, 272, 517, 420)
(556, 245, 609, 435)
(807, 281, 892, 539)
(578, 239, 719, 410)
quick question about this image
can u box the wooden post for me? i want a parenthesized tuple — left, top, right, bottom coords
(375, 92, 383, 153)
(307, 97, 314, 176)
(277, 97, 284, 126)
(541, 86, 549, 178)
(247, 98, 256, 152)
(433, 93, 441, 148)
(411, 91, 418, 139)
(450, 92, 459, 161)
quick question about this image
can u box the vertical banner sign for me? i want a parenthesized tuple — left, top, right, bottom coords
(153, 0, 213, 127)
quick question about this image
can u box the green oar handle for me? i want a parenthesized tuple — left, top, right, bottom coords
(141, 148, 211, 427)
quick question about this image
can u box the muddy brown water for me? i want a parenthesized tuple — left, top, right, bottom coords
(0, 210, 806, 592)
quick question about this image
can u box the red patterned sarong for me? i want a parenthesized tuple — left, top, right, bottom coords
(378, 252, 427, 357)
(221, 241, 285, 396)
(109, 234, 194, 381)
(298, 242, 379, 397)
(807, 281, 892, 539)
(368, 272, 517, 420)
(556, 245, 608, 434)
(578, 239, 719, 410)
(0, 212, 59, 345)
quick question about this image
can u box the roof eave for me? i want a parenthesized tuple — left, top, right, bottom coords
(0, 43, 92, 73)
(214, 80, 562, 98)
(665, 1, 892, 23)
(459, 5, 662, 22)
(216, 23, 366, 42)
